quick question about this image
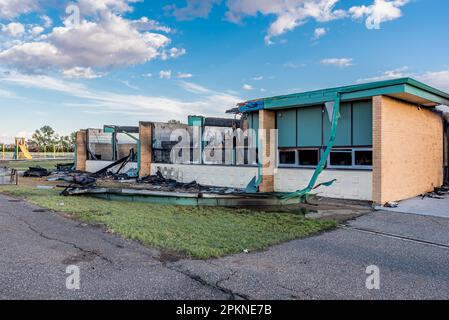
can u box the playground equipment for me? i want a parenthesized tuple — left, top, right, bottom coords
(13, 138, 33, 160)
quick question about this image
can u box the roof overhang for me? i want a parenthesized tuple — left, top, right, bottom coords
(237, 78, 449, 113)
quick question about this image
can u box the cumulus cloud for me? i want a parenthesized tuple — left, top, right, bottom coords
(131, 17, 173, 33)
(0, 0, 37, 19)
(320, 58, 353, 67)
(165, 0, 221, 21)
(225, 0, 345, 44)
(349, 0, 409, 30)
(77, 0, 142, 15)
(1, 22, 25, 37)
(30, 26, 45, 36)
(0, 12, 181, 77)
(313, 27, 327, 39)
(166, 0, 411, 44)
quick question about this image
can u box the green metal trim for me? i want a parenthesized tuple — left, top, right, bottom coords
(243, 78, 449, 111)
(76, 192, 299, 207)
(404, 84, 449, 106)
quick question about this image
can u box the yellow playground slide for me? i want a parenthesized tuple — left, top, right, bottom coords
(18, 143, 33, 160)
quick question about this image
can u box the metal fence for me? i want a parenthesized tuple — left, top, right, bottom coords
(0, 152, 74, 161)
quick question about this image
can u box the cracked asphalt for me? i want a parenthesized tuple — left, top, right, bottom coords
(1, 194, 449, 300)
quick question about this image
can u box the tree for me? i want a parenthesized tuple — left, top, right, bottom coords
(31, 126, 56, 151)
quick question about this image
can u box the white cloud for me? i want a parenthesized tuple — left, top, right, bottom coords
(418, 70, 449, 92)
(2, 22, 25, 37)
(0, 72, 242, 120)
(349, 0, 409, 30)
(77, 0, 143, 15)
(159, 70, 172, 79)
(243, 84, 254, 91)
(178, 81, 211, 94)
(0, 13, 174, 77)
(41, 15, 53, 28)
(358, 66, 410, 82)
(320, 58, 353, 67)
(358, 67, 449, 92)
(165, 0, 221, 21)
(30, 26, 45, 36)
(177, 72, 193, 79)
(0, 0, 37, 19)
(313, 27, 327, 39)
(252, 76, 263, 81)
(161, 47, 187, 60)
(62, 67, 103, 79)
(225, 0, 346, 44)
(131, 17, 173, 33)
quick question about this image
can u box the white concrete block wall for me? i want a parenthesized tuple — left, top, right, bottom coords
(152, 164, 258, 189)
(274, 168, 373, 201)
(85, 161, 372, 200)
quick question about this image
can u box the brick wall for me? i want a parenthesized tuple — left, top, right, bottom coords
(259, 110, 276, 193)
(76, 130, 87, 172)
(139, 122, 153, 178)
(373, 96, 444, 204)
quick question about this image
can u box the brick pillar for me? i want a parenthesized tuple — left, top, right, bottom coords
(139, 122, 153, 178)
(75, 130, 87, 172)
(259, 110, 276, 193)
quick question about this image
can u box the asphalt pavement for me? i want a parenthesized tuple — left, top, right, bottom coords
(1, 194, 448, 300)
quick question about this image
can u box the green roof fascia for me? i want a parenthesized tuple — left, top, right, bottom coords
(245, 78, 449, 111)
(404, 84, 449, 106)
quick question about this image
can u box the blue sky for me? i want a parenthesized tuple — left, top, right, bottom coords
(0, 0, 448, 141)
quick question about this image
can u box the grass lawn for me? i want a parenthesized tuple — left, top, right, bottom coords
(6, 160, 73, 171)
(0, 185, 337, 259)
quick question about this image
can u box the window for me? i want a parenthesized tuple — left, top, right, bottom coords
(279, 151, 296, 165)
(298, 149, 319, 166)
(355, 150, 373, 167)
(329, 149, 353, 167)
(328, 148, 373, 169)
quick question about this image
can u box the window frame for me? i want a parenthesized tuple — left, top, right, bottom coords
(278, 147, 321, 168)
(278, 149, 298, 167)
(327, 147, 373, 169)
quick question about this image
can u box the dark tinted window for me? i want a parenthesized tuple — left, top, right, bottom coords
(298, 150, 319, 166)
(355, 150, 373, 166)
(330, 151, 352, 166)
(279, 151, 296, 165)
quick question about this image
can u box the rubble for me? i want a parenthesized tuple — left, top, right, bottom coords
(23, 167, 51, 178)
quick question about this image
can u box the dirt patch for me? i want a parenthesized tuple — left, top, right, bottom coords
(157, 249, 189, 263)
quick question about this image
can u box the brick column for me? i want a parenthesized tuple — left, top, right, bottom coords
(259, 110, 276, 193)
(139, 122, 153, 178)
(75, 130, 87, 172)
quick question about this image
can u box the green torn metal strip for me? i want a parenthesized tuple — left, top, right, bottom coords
(281, 93, 341, 202)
